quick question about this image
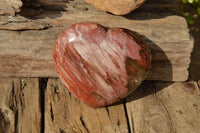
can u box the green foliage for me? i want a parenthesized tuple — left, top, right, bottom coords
(186, 16, 195, 24)
(197, 7, 200, 16)
(181, 0, 200, 24)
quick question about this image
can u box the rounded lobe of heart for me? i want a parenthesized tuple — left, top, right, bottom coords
(53, 22, 151, 108)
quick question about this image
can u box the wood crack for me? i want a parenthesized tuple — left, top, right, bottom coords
(106, 106, 110, 120)
(20, 78, 25, 113)
(80, 114, 89, 133)
(8, 79, 19, 133)
(130, 110, 135, 133)
(159, 98, 174, 133)
(117, 119, 121, 126)
(0, 108, 9, 133)
(14, 110, 18, 133)
(153, 82, 174, 133)
(9, 80, 17, 111)
(39, 78, 48, 133)
(60, 128, 66, 133)
(0, 19, 51, 30)
(0, 21, 13, 25)
(123, 99, 131, 133)
(50, 102, 54, 122)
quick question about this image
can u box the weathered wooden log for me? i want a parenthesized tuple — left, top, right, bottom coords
(0, 0, 22, 15)
(125, 81, 200, 133)
(0, 78, 200, 133)
(0, 78, 41, 133)
(0, 0, 193, 81)
(45, 78, 129, 132)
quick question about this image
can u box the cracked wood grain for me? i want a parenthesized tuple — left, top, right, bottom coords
(80, 114, 89, 133)
(124, 81, 200, 133)
(154, 81, 200, 133)
(123, 101, 131, 133)
(17, 78, 41, 133)
(0, 20, 51, 30)
(1, 78, 200, 132)
(156, 97, 174, 132)
(0, 78, 16, 133)
(0, 0, 22, 16)
(0, 78, 41, 133)
(124, 81, 173, 133)
(44, 78, 129, 133)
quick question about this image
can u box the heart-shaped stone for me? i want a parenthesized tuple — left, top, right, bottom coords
(53, 22, 151, 108)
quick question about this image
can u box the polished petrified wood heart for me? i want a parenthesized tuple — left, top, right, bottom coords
(84, 0, 146, 15)
(53, 22, 151, 108)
